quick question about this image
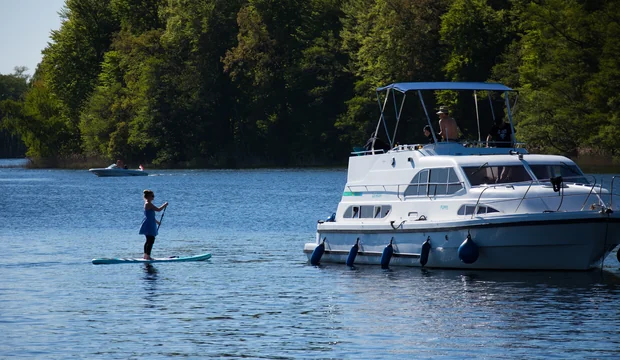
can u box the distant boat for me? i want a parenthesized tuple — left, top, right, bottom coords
(89, 164, 148, 177)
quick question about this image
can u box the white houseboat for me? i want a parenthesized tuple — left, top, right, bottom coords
(304, 82, 620, 270)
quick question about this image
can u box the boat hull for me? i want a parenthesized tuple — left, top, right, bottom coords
(89, 168, 148, 177)
(306, 213, 620, 270)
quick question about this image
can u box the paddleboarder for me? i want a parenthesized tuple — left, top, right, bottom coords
(139, 189, 168, 260)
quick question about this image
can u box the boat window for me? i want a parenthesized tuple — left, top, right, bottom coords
(343, 205, 392, 219)
(529, 164, 589, 184)
(458, 205, 500, 215)
(457, 205, 476, 215)
(360, 206, 374, 218)
(405, 168, 463, 197)
(429, 168, 448, 196)
(462, 165, 532, 186)
(447, 168, 463, 194)
(383, 206, 391, 217)
(404, 169, 429, 196)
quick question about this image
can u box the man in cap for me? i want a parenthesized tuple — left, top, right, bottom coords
(436, 106, 459, 141)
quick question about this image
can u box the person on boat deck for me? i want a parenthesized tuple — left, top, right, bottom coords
(436, 106, 459, 141)
(486, 118, 515, 148)
(423, 125, 435, 143)
(139, 189, 168, 260)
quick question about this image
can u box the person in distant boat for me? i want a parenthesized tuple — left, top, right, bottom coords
(436, 106, 459, 141)
(423, 125, 435, 143)
(108, 159, 125, 169)
(486, 118, 515, 148)
(139, 189, 168, 260)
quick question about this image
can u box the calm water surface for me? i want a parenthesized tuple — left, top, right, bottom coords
(1, 163, 620, 359)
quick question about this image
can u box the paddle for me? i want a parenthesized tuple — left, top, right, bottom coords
(157, 205, 167, 231)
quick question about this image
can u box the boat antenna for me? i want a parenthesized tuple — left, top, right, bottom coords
(488, 92, 496, 122)
(417, 90, 438, 144)
(504, 90, 517, 147)
(474, 90, 481, 142)
(375, 88, 393, 152)
(391, 91, 407, 147)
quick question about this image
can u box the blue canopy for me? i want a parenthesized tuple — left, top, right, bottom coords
(376, 82, 513, 93)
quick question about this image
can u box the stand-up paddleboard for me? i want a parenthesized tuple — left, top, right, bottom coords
(92, 253, 211, 265)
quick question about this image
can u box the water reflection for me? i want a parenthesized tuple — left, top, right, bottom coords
(142, 264, 159, 309)
(143, 263, 158, 279)
(437, 269, 620, 289)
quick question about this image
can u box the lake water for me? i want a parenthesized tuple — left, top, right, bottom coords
(1, 163, 620, 359)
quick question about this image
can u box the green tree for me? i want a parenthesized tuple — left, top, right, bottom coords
(40, 0, 119, 153)
(224, 0, 351, 165)
(338, 0, 449, 147)
(1, 80, 71, 157)
(0, 67, 30, 157)
(503, 0, 607, 154)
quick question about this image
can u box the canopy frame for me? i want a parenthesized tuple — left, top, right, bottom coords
(369, 82, 518, 150)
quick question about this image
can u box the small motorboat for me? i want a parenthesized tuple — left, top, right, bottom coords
(89, 164, 148, 177)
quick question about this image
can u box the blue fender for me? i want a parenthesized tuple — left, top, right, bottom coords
(310, 238, 326, 266)
(420, 238, 431, 266)
(380, 238, 394, 269)
(458, 234, 479, 264)
(346, 238, 360, 267)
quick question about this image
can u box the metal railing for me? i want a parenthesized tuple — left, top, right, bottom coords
(471, 175, 603, 218)
(345, 175, 607, 219)
(345, 181, 466, 201)
(350, 149, 386, 156)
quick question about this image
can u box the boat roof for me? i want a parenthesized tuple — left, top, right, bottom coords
(376, 82, 513, 93)
(413, 154, 578, 168)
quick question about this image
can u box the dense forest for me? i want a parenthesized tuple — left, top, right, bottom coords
(1, 0, 620, 167)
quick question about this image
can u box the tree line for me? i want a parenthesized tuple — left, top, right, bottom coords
(1, 0, 619, 166)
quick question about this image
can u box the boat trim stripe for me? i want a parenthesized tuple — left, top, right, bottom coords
(318, 216, 620, 234)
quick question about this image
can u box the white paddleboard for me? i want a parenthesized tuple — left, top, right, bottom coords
(92, 253, 211, 265)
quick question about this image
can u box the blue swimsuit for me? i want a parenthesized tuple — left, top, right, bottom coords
(139, 208, 158, 236)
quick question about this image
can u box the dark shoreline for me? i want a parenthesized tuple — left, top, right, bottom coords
(2, 154, 620, 174)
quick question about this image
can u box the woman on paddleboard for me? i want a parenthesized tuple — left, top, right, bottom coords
(139, 189, 168, 260)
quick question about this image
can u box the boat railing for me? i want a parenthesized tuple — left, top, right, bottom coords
(610, 176, 620, 209)
(454, 140, 527, 149)
(472, 175, 603, 218)
(605, 175, 620, 211)
(346, 181, 466, 200)
(350, 148, 386, 156)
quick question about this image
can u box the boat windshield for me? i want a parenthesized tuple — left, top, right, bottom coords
(462, 164, 533, 186)
(528, 164, 589, 184)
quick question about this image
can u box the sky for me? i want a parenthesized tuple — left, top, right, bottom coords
(0, 0, 66, 76)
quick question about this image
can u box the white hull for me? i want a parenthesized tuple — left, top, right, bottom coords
(306, 213, 620, 270)
(89, 168, 148, 177)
